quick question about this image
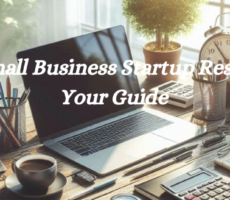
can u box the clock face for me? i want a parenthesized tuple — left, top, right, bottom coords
(199, 33, 230, 65)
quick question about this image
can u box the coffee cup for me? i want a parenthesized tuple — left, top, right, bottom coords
(12, 155, 57, 189)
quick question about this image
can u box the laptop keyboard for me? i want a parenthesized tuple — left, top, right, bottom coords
(58, 112, 173, 156)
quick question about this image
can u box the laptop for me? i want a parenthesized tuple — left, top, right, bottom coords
(17, 26, 206, 175)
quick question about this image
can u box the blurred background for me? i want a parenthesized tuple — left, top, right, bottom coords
(0, 0, 229, 89)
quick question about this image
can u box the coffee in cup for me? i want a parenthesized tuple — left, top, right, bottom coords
(13, 155, 57, 189)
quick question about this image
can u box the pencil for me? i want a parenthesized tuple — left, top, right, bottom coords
(6, 76, 11, 107)
(0, 80, 8, 108)
(0, 109, 21, 148)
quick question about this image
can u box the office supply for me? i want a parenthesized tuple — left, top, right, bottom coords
(149, 81, 193, 108)
(18, 88, 30, 104)
(193, 76, 227, 121)
(202, 141, 227, 154)
(134, 165, 196, 200)
(12, 88, 18, 105)
(160, 167, 230, 200)
(68, 178, 117, 200)
(0, 79, 8, 107)
(131, 151, 193, 181)
(9, 88, 19, 124)
(111, 194, 141, 200)
(215, 158, 230, 171)
(217, 144, 230, 157)
(17, 26, 205, 175)
(135, 165, 230, 200)
(0, 95, 28, 152)
(72, 170, 97, 185)
(123, 144, 198, 176)
(6, 76, 11, 107)
(0, 109, 21, 148)
(203, 135, 225, 147)
(0, 160, 6, 173)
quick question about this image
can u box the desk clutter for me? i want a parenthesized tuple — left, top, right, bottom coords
(0, 76, 30, 152)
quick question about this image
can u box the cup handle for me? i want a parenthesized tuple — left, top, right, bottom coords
(11, 162, 16, 173)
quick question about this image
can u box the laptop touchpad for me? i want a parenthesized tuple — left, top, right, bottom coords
(116, 133, 177, 159)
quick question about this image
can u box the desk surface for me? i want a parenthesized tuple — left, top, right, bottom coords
(0, 70, 229, 200)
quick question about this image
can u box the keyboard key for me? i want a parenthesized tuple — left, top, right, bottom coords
(188, 188, 196, 193)
(193, 191, 202, 196)
(222, 191, 230, 197)
(208, 180, 216, 184)
(207, 191, 217, 197)
(199, 194, 210, 200)
(215, 177, 222, 181)
(220, 179, 230, 185)
(193, 198, 201, 200)
(221, 185, 230, 190)
(207, 185, 216, 190)
(179, 192, 188, 197)
(197, 185, 203, 189)
(214, 188, 223, 194)
(214, 195, 225, 200)
(200, 188, 209, 193)
(214, 182, 223, 187)
(185, 194, 196, 200)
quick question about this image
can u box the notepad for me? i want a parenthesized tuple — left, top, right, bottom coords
(0, 160, 6, 173)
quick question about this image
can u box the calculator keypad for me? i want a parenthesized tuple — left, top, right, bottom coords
(160, 84, 193, 98)
(178, 177, 230, 200)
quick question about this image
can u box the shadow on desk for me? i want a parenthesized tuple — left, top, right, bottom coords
(0, 186, 63, 200)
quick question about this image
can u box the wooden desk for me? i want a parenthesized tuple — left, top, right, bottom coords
(0, 72, 229, 200)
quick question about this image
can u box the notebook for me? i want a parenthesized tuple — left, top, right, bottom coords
(134, 165, 195, 200)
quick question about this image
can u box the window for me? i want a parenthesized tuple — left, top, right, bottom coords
(67, 0, 230, 63)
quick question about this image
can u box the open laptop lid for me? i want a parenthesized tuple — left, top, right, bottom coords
(17, 25, 141, 143)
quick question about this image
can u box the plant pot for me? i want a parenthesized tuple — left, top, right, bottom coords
(143, 41, 182, 83)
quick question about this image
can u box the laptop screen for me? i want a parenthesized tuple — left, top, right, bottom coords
(17, 26, 140, 140)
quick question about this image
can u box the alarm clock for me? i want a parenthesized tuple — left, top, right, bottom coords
(199, 12, 230, 64)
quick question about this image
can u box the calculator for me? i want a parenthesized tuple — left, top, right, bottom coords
(149, 81, 193, 108)
(161, 167, 230, 200)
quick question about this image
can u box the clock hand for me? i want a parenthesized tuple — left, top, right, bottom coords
(213, 41, 229, 64)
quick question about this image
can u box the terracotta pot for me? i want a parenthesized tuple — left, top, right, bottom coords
(143, 41, 182, 83)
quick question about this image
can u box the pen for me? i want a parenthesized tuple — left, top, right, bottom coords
(212, 63, 216, 82)
(68, 178, 117, 200)
(6, 76, 11, 106)
(216, 59, 223, 81)
(9, 88, 19, 124)
(0, 79, 8, 107)
(130, 151, 193, 181)
(123, 144, 198, 177)
(12, 88, 18, 106)
(203, 135, 225, 147)
(19, 88, 30, 104)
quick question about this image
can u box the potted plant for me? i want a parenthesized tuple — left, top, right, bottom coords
(122, 0, 206, 83)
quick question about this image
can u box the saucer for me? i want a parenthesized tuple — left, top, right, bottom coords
(5, 172, 67, 199)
